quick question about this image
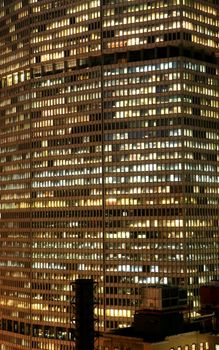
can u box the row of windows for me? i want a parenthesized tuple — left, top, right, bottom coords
(101, 344, 210, 350)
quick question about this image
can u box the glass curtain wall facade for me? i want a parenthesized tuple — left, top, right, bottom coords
(0, 0, 219, 349)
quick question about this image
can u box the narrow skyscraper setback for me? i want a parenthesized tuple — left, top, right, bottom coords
(0, 0, 219, 349)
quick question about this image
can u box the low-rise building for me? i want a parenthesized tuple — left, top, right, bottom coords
(99, 330, 218, 350)
(98, 286, 219, 350)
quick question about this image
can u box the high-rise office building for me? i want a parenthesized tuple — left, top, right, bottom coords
(0, 0, 219, 349)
